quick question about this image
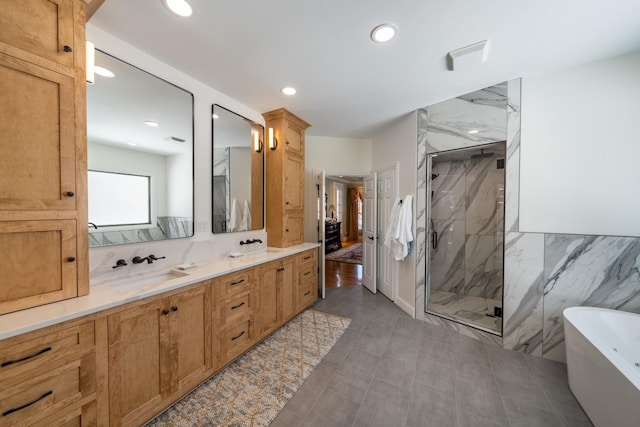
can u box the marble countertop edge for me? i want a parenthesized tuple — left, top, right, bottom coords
(0, 243, 319, 341)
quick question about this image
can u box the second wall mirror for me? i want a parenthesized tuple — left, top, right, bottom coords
(212, 105, 264, 233)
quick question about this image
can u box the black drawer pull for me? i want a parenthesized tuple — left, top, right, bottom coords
(304, 271, 311, 276)
(285, 201, 290, 205)
(63, 45, 72, 53)
(230, 279, 245, 286)
(303, 255, 311, 260)
(1, 346, 52, 367)
(65, 191, 74, 197)
(67, 256, 76, 262)
(3, 390, 52, 417)
(304, 291, 311, 296)
(277, 267, 285, 272)
(231, 301, 245, 310)
(231, 331, 245, 341)
(171, 306, 178, 312)
(162, 309, 170, 315)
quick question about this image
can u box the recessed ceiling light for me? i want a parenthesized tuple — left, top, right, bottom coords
(94, 66, 115, 78)
(212, 113, 219, 119)
(162, 0, 192, 17)
(144, 121, 159, 127)
(467, 129, 479, 134)
(371, 24, 397, 43)
(281, 87, 297, 96)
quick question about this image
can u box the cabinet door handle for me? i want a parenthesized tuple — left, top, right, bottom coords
(285, 229, 289, 232)
(231, 331, 245, 341)
(304, 271, 311, 276)
(286, 140, 290, 145)
(303, 255, 311, 260)
(1, 346, 52, 368)
(277, 267, 285, 272)
(63, 45, 72, 53)
(230, 279, 245, 286)
(231, 301, 245, 310)
(171, 306, 178, 312)
(162, 309, 170, 315)
(304, 291, 311, 296)
(67, 257, 76, 262)
(2, 390, 52, 417)
(65, 191, 74, 197)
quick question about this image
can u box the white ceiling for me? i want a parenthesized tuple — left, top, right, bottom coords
(89, 0, 640, 139)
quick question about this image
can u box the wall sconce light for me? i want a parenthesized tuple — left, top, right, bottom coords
(86, 40, 95, 84)
(268, 127, 278, 150)
(254, 131, 263, 153)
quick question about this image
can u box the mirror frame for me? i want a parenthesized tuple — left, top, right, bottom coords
(87, 49, 195, 247)
(211, 104, 265, 234)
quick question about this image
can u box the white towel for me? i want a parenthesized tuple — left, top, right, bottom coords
(229, 199, 241, 232)
(383, 195, 414, 261)
(240, 200, 251, 231)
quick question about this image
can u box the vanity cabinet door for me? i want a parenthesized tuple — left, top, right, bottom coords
(278, 256, 297, 323)
(284, 154, 304, 211)
(257, 261, 279, 337)
(168, 283, 212, 395)
(284, 124, 304, 156)
(108, 299, 169, 427)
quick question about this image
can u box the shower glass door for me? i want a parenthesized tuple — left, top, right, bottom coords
(427, 142, 506, 335)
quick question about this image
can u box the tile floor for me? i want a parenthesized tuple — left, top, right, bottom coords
(271, 285, 593, 427)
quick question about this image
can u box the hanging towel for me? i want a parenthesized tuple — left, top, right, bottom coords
(384, 195, 414, 261)
(229, 199, 241, 232)
(239, 200, 251, 231)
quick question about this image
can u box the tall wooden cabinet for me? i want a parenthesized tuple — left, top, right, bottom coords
(263, 108, 311, 248)
(0, 0, 89, 315)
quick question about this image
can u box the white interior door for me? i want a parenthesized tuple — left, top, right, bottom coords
(317, 170, 326, 299)
(376, 166, 398, 301)
(363, 172, 377, 294)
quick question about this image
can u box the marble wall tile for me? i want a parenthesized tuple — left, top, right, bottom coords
(502, 232, 544, 356)
(542, 234, 640, 362)
(430, 219, 465, 293)
(431, 160, 465, 220)
(505, 79, 521, 233)
(463, 235, 503, 299)
(465, 154, 505, 236)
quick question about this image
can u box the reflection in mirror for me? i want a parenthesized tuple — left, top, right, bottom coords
(87, 50, 194, 247)
(212, 105, 264, 233)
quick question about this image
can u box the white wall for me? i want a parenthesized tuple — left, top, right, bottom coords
(304, 136, 372, 243)
(371, 112, 418, 315)
(520, 51, 640, 237)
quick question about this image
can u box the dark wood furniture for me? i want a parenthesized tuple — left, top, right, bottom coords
(325, 221, 342, 254)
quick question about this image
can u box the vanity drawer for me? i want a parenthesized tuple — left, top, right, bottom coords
(219, 320, 253, 364)
(216, 269, 256, 297)
(0, 321, 94, 388)
(0, 353, 95, 426)
(298, 263, 316, 285)
(297, 250, 317, 270)
(219, 291, 254, 327)
(297, 280, 316, 309)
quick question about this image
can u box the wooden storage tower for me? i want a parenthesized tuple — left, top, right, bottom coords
(0, 0, 89, 315)
(263, 108, 311, 247)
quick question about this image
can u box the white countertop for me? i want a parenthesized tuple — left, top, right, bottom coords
(0, 243, 319, 341)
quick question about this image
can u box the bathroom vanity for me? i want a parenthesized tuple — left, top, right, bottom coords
(0, 244, 318, 426)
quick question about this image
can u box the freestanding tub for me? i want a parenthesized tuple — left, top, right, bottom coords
(563, 307, 640, 427)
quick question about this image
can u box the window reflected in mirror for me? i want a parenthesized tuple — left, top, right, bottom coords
(212, 105, 264, 233)
(87, 50, 194, 247)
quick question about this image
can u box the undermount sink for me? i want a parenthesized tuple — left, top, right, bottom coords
(107, 270, 189, 291)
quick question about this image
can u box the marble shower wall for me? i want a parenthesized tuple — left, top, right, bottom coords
(430, 151, 505, 300)
(88, 216, 193, 247)
(416, 79, 640, 362)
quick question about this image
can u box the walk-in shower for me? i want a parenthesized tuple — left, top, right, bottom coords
(426, 141, 505, 335)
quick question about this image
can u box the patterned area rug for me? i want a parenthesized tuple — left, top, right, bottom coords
(146, 309, 351, 427)
(325, 243, 362, 264)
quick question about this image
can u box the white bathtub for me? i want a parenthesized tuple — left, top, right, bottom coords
(563, 307, 640, 427)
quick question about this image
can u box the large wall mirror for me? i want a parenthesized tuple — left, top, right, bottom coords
(87, 50, 194, 247)
(212, 105, 264, 233)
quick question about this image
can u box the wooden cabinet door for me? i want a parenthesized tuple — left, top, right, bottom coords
(257, 262, 279, 336)
(283, 213, 304, 246)
(168, 284, 212, 394)
(284, 154, 304, 211)
(278, 257, 297, 322)
(108, 300, 169, 427)
(284, 124, 304, 156)
(0, 0, 76, 68)
(0, 53, 76, 211)
(0, 220, 77, 315)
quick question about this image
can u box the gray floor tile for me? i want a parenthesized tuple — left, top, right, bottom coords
(302, 388, 361, 427)
(373, 357, 415, 391)
(502, 397, 563, 427)
(406, 379, 456, 427)
(270, 407, 304, 427)
(364, 378, 411, 408)
(456, 410, 506, 427)
(353, 399, 409, 427)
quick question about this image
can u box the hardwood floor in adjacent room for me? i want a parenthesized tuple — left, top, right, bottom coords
(325, 239, 362, 288)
